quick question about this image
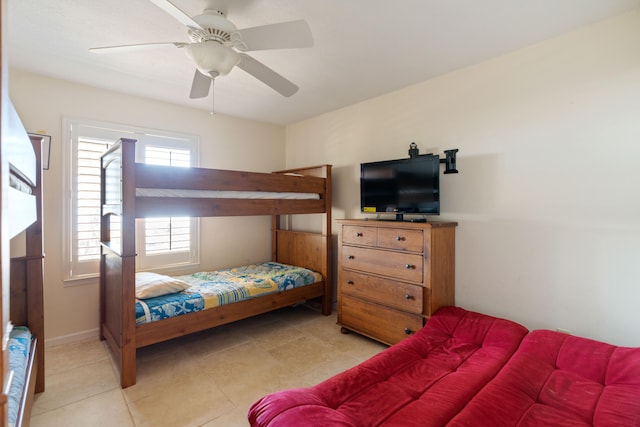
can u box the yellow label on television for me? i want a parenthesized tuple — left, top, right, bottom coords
(363, 207, 376, 212)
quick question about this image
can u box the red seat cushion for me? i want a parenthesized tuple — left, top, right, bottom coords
(248, 306, 528, 427)
(449, 330, 640, 426)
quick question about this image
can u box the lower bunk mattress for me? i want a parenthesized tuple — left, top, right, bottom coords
(8, 326, 33, 426)
(135, 262, 321, 325)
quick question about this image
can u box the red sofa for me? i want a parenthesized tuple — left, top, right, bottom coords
(248, 307, 640, 426)
(448, 329, 640, 426)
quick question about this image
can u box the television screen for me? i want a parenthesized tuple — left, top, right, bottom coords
(360, 155, 440, 219)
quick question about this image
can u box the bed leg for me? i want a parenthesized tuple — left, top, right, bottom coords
(320, 278, 332, 316)
(121, 346, 137, 388)
(321, 297, 332, 316)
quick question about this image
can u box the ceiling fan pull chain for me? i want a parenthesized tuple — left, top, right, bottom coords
(211, 78, 216, 116)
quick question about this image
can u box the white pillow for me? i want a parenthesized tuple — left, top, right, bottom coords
(135, 272, 190, 299)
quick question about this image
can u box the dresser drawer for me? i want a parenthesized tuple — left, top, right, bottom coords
(341, 225, 377, 246)
(377, 227, 423, 252)
(340, 295, 423, 345)
(341, 246, 423, 283)
(340, 270, 423, 314)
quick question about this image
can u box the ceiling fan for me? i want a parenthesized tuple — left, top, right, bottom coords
(90, 0, 313, 100)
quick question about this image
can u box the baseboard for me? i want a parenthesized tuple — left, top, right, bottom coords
(44, 328, 100, 348)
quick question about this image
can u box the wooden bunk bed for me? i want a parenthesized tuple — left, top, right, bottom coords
(1, 101, 45, 427)
(100, 138, 332, 388)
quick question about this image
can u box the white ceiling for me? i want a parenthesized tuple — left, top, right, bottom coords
(7, 0, 640, 125)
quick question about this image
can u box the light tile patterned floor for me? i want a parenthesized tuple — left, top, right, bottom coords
(30, 306, 386, 427)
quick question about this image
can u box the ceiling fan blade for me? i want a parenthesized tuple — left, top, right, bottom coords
(89, 42, 187, 53)
(148, 0, 204, 30)
(237, 53, 298, 97)
(236, 20, 313, 51)
(189, 69, 212, 99)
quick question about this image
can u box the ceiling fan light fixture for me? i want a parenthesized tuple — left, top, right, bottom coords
(185, 41, 240, 76)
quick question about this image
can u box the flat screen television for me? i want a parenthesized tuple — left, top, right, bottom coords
(360, 154, 440, 221)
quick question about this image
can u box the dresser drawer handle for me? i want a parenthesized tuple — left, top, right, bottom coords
(347, 280, 354, 285)
(404, 328, 413, 335)
(395, 236, 405, 241)
(405, 264, 413, 269)
(348, 255, 355, 260)
(356, 232, 363, 237)
(404, 294, 412, 300)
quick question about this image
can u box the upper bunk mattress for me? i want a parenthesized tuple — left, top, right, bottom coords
(136, 188, 319, 199)
(136, 262, 322, 325)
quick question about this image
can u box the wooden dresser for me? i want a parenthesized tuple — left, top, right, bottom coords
(337, 219, 457, 345)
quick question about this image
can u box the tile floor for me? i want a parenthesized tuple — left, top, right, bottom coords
(30, 306, 386, 427)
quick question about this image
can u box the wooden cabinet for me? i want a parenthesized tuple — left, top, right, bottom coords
(337, 219, 457, 345)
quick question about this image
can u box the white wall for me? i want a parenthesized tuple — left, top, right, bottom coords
(9, 71, 286, 342)
(285, 10, 640, 346)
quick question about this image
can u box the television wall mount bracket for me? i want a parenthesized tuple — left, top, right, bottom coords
(407, 142, 459, 174)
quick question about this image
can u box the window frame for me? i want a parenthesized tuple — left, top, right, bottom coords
(62, 118, 200, 285)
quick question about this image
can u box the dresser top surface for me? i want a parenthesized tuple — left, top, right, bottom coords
(337, 219, 458, 229)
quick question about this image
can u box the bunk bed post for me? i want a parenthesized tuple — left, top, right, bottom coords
(119, 138, 139, 388)
(100, 138, 138, 388)
(25, 135, 44, 393)
(99, 167, 107, 343)
(322, 165, 332, 316)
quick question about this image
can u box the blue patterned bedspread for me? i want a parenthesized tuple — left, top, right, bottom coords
(135, 262, 321, 325)
(8, 326, 32, 426)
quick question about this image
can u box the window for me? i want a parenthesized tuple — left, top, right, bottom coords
(136, 142, 199, 271)
(64, 119, 200, 283)
(141, 146, 190, 255)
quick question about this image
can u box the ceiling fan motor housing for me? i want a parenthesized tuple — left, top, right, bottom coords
(190, 10, 237, 43)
